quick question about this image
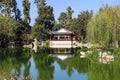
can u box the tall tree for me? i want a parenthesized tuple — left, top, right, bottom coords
(0, 15, 20, 47)
(68, 18, 81, 41)
(66, 6, 73, 23)
(35, 0, 54, 30)
(16, 0, 31, 45)
(67, 10, 92, 41)
(77, 10, 93, 40)
(58, 6, 73, 28)
(15, 8, 22, 21)
(57, 7, 92, 41)
(87, 6, 120, 48)
(33, 0, 55, 40)
(22, 0, 31, 24)
(0, 0, 17, 17)
(34, 0, 46, 7)
(58, 12, 67, 27)
(66, 6, 74, 29)
(0, 0, 22, 21)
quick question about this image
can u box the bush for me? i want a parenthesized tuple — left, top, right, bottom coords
(43, 41, 49, 48)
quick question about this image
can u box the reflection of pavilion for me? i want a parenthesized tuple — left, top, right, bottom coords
(48, 28, 76, 48)
(49, 54, 73, 60)
(51, 48, 74, 54)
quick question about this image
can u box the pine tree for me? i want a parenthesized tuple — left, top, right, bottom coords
(33, 0, 55, 40)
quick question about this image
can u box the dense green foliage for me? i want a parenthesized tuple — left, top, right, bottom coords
(0, 0, 31, 46)
(0, 0, 120, 49)
(0, 0, 17, 17)
(58, 6, 73, 28)
(87, 6, 120, 48)
(57, 7, 93, 41)
(0, 15, 20, 47)
(22, 0, 31, 24)
(21, 0, 31, 44)
(32, 0, 55, 40)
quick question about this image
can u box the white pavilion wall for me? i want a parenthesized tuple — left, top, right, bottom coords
(50, 41, 76, 48)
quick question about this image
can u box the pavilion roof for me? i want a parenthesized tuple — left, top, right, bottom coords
(48, 28, 74, 35)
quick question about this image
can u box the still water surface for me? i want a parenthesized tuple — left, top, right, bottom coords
(0, 48, 120, 80)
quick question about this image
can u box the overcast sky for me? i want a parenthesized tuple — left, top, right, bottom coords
(17, 0, 120, 25)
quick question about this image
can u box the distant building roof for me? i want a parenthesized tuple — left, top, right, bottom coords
(48, 28, 74, 35)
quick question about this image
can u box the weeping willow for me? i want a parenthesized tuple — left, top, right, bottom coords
(87, 6, 120, 48)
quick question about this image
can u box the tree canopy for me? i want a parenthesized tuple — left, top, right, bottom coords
(22, 0, 31, 24)
(87, 6, 120, 48)
(32, 0, 55, 40)
(0, 0, 120, 49)
(57, 6, 92, 41)
(0, 15, 20, 47)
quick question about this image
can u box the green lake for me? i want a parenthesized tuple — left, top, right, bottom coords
(0, 48, 120, 80)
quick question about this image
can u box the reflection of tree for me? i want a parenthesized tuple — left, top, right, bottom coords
(67, 67, 73, 77)
(33, 48, 54, 80)
(1, 48, 120, 80)
(21, 49, 32, 77)
(55, 56, 90, 77)
(0, 48, 31, 79)
(56, 56, 120, 80)
(23, 61, 31, 77)
(87, 60, 120, 80)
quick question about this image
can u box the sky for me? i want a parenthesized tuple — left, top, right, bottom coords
(17, 0, 120, 25)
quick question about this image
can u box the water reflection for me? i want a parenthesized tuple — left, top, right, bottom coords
(49, 54, 73, 60)
(99, 58, 114, 64)
(51, 48, 74, 54)
(0, 48, 32, 80)
(0, 48, 120, 80)
(33, 53, 54, 80)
